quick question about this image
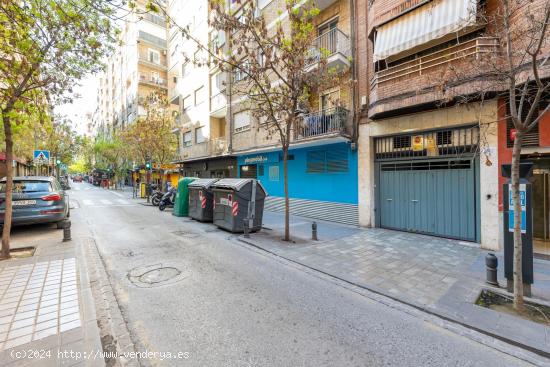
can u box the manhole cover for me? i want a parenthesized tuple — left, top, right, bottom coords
(127, 263, 188, 288)
(139, 267, 180, 284)
(171, 230, 200, 239)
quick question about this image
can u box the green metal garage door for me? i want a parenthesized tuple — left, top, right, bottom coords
(378, 159, 477, 241)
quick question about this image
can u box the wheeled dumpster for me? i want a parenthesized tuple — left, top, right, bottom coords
(188, 178, 219, 222)
(212, 179, 267, 233)
(173, 177, 196, 217)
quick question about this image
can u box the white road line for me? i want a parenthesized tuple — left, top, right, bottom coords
(100, 199, 112, 205)
(116, 199, 130, 205)
(110, 191, 125, 198)
(83, 200, 93, 206)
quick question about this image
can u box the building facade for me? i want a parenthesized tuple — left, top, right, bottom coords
(356, 0, 550, 250)
(96, 0, 169, 138)
(168, 0, 236, 178)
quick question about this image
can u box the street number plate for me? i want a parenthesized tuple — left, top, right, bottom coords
(13, 200, 36, 206)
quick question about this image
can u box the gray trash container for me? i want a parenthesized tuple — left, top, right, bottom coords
(212, 178, 267, 233)
(188, 178, 219, 222)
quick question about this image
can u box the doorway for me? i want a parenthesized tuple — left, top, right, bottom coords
(532, 158, 550, 257)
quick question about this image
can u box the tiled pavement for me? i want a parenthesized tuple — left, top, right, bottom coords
(0, 259, 80, 351)
(0, 225, 103, 367)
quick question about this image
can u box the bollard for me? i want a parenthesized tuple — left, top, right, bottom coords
(243, 219, 250, 238)
(312, 221, 318, 241)
(62, 220, 72, 242)
(485, 253, 498, 286)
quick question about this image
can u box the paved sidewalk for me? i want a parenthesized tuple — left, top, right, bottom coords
(0, 224, 103, 367)
(240, 211, 550, 361)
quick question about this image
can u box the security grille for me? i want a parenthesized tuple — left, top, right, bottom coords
(380, 159, 472, 171)
(307, 147, 348, 173)
(374, 125, 479, 160)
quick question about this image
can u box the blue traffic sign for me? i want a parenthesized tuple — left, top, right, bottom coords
(33, 150, 50, 161)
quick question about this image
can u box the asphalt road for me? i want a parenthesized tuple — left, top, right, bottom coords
(69, 182, 530, 367)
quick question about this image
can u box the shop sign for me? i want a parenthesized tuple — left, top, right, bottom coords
(412, 135, 424, 151)
(244, 155, 268, 164)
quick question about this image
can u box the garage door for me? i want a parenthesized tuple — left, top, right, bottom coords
(378, 159, 477, 241)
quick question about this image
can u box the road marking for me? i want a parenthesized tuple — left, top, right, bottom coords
(83, 200, 93, 206)
(116, 199, 130, 205)
(110, 191, 125, 198)
(100, 199, 112, 205)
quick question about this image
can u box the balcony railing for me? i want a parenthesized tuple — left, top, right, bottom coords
(138, 73, 167, 87)
(210, 92, 227, 113)
(176, 137, 228, 161)
(295, 107, 349, 140)
(308, 28, 351, 66)
(138, 55, 167, 68)
(371, 37, 500, 88)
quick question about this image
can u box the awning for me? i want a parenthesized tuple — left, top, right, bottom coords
(373, 0, 477, 62)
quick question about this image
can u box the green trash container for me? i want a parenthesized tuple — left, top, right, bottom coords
(173, 177, 196, 217)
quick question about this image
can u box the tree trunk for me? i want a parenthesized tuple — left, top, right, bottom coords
(1, 112, 14, 259)
(283, 147, 290, 241)
(511, 130, 524, 312)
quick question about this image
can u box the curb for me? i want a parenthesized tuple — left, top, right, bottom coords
(237, 237, 550, 366)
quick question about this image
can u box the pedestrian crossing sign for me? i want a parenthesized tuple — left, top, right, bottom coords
(33, 150, 50, 164)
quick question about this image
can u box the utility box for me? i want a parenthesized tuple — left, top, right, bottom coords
(502, 162, 534, 293)
(188, 178, 219, 222)
(140, 182, 147, 198)
(212, 179, 267, 233)
(173, 177, 196, 217)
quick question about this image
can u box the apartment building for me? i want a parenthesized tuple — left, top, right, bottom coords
(223, 0, 359, 225)
(96, 1, 169, 138)
(356, 0, 550, 251)
(169, 0, 236, 178)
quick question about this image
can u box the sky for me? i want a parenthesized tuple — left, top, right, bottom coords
(55, 75, 99, 135)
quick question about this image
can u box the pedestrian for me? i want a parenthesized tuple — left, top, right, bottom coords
(134, 177, 141, 198)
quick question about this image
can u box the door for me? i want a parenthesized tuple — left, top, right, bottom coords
(317, 18, 338, 54)
(532, 166, 550, 256)
(240, 165, 257, 179)
(378, 159, 477, 241)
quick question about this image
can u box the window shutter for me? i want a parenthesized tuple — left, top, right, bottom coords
(326, 147, 348, 172)
(307, 150, 326, 173)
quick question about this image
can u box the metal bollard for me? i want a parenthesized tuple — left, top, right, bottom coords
(243, 219, 250, 238)
(312, 221, 318, 241)
(485, 253, 498, 286)
(62, 220, 72, 242)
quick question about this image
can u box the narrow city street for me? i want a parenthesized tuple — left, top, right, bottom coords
(68, 182, 530, 367)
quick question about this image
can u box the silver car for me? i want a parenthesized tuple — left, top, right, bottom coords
(0, 176, 70, 228)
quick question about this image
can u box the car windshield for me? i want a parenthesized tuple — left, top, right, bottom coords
(0, 180, 52, 193)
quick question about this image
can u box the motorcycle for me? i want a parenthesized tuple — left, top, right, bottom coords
(150, 187, 163, 206)
(158, 187, 177, 211)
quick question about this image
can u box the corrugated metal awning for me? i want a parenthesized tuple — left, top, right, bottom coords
(373, 0, 477, 62)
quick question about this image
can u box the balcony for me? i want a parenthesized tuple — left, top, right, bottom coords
(138, 55, 167, 70)
(294, 107, 350, 141)
(210, 92, 227, 118)
(176, 137, 228, 161)
(138, 73, 167, 89)
(168, 88, 180, 105)
(369, 37, 500, 117)
(307, 28, 351, 71)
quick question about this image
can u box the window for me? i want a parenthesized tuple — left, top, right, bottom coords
(183, 131, 192, 146)
(234, 110, 251, 132)
(393, 135, 411, 149)
(182, 95, 191, 111)
(234, 60, 250, 82)
(194, 86, 205, 105)
(258, 0, 271, 9)
(306, 147, 348, 173)
(195, 126, 206, 144)
(151, 71, 160, 83)
(258, 165, 265, 176)
(268, 165, 279, 181)
(182, 59, 189, 76)
(320, 88, 340, 110)
(148, 49, 160, 64)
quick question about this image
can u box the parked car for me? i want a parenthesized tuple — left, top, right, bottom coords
(0, 176, 70, 229)
(73, 175, 83, 182)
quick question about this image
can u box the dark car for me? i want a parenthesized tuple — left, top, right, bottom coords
(0, 176, 70, 228)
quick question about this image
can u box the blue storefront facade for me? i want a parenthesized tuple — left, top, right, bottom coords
(237, 142, 359, 225)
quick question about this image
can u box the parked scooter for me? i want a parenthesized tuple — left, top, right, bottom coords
(150, 187, 163, 206)
(158, 187, 177, 211)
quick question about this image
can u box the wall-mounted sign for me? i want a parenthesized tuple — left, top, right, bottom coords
(425, 137, 438, 156)
(412, 136, 424, 151)
(244, 155, 268, 164)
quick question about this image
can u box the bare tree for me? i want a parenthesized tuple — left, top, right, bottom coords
(145, 0, 341, 241)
